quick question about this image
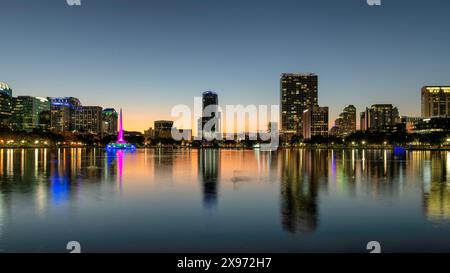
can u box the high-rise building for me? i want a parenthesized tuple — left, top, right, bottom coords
(340, 105, 356, 136)
(413, 117, 450, 134)
(102, 108, 118, 135)
(74, 106, 103, 134)
(198, 91, 220, 140)
(421, 86, 450, 117)
(360, 104, 400, 132)
(144, 127, 155, 143)
(39, 110, 51, 131)
(0, 82, 13, 128)
(360, 111, 367, 131)
(329, 118, 341, 137)
(154, 120, 174, 139)
(400, 116, 423, 133)
(280, 73, 318, 135)
(331, 105, 356, 137)
(11, 96, 50, 132)
(50, 97, 82, 133)
(302, 106, 329, 140)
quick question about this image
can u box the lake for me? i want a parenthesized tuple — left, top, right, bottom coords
(0, 148, 449, 253)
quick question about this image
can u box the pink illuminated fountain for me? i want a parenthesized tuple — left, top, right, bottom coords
(106, 108, 136, 150)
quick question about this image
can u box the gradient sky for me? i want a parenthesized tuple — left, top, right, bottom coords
(1, 0, 450, 132)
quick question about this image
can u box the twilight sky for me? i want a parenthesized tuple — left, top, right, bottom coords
(1, 0, 449, 132)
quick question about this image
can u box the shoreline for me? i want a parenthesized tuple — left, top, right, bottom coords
(0, 145, 450, 151)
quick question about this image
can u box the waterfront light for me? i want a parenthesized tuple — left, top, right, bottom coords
(34, 140, 39, 144)
(106, 109, 136, 151)
(362, 141, 366, 145)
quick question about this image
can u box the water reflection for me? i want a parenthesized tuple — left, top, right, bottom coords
(198, 149, 220, 209)
(422, 151, 450, 223)
(0, 148, 121, 209)
(280, 150, 322, 233)
(154, 149, 174, 183)
(0, 148, 449, 252)
(106, 149, 132, 191)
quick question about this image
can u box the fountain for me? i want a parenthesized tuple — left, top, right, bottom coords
(106, 108, 136, 150)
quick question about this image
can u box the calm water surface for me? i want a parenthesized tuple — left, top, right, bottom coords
(0, 148, 449, 253)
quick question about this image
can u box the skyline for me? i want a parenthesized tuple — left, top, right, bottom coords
(1, 78, 443, 135)
(1, 0, 450, 132)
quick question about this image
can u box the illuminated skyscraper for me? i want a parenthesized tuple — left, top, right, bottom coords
(302, 106, 329, 140)
(360, 111, 367, 131)
(360, 104, 400, 132)
(50, 97, 82, 133)
(74, 106, 103, 134)
(0, 82, 13, 128)
(39, 110, 51, 131)
(198, 91, 220, 140)
(421, 86, 450, 117)
(280, 73, 318, 135)
(11, 96, 50, 132)
(154, 120, 174, 139)
(331, 105, 356, 137)
(102, 108, 118, 135)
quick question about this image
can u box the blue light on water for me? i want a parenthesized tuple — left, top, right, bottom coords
(50, 175, 70, 205)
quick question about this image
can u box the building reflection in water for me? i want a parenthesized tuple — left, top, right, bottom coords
(198, 149, 220, 209)
(0, 148, 119, 209)
(358, 149, 404, 199)
(153, 148, 174, 184)
(422, 151, 450, 222)
(0, 189, 10, 241)
(106, 149, 127, 191)
(1, 147, 450, 241)
(280, 149, 324, 233)
(279, 148, 411, 234)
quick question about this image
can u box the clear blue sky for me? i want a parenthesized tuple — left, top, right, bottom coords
(1, 0, 449, 131)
